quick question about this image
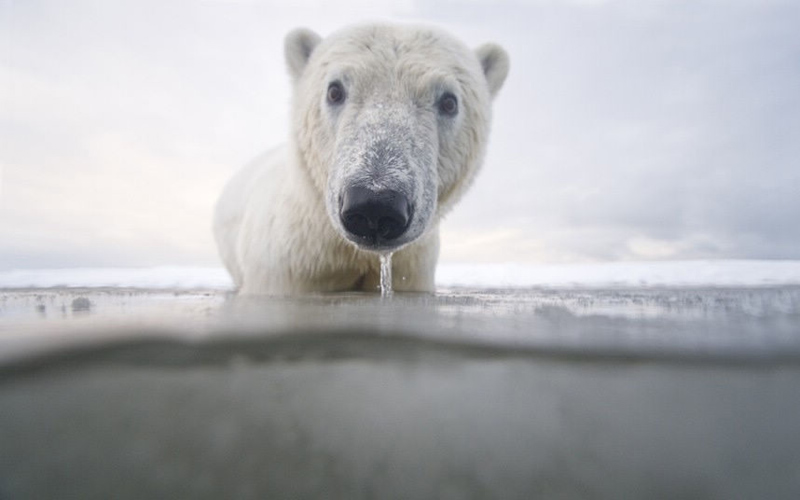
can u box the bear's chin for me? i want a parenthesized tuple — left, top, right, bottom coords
(339, 230, 416, 254)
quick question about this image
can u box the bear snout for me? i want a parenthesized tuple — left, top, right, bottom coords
(340, 186, 410, 246)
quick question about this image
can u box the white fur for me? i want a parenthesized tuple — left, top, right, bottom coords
(214, 23, 509, 295)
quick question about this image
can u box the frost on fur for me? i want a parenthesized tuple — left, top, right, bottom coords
(214, 23, 509, 295)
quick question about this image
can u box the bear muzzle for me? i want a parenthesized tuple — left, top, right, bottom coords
(340, 186, 411, 248)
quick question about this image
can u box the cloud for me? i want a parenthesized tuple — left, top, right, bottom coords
(437, 0, 800, 262)
(1, 0, 799, 270)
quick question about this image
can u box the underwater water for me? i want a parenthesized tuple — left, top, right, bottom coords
(1, 285, 799, 498)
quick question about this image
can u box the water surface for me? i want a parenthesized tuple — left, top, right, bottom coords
(1, 286, 799, 498)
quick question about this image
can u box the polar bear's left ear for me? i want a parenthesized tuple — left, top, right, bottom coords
(475, 43, 510, 99)
(285, 28, 322, 81)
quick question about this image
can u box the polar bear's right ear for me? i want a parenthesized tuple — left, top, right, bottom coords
(285, 28, 322, 81)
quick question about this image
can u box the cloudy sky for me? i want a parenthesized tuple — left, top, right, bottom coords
(1, 0, 798, 270)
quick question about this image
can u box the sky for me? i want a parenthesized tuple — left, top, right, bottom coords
(1, 0, 798, 270)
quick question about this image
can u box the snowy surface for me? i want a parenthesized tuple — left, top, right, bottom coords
(0, 266, 234, 290)
(1, 260, 800, 289)
(437, 260, 800, 288)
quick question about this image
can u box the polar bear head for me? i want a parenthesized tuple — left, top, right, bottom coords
(285, 23, 509, 252)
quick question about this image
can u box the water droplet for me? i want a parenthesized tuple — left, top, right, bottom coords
(379, 252, 393, 298)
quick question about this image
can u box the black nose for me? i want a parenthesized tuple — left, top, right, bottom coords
(340, 187, 410, 242)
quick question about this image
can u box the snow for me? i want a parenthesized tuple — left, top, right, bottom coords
(435, 260, 800, 288)
(1, 260, 800, 290)
(0, 266, 234, 290)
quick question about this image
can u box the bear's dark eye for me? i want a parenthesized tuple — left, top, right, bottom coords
(438, 93, 458, 116)
(327, 81, 345, 105)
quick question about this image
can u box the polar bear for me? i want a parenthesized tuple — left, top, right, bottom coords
(214, 23, 509, 295)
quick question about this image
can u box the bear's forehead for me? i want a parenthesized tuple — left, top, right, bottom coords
(316, 25, 476, 79)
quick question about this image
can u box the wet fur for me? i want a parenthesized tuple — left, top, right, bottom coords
(214, 23, 508, 295)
